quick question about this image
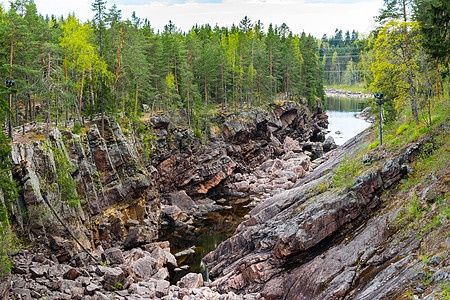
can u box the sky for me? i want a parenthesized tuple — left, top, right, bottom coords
(0, 0, 385, 38)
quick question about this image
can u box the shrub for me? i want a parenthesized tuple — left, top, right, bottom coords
(0, 132, 20, 276)
(333, 156, 363, 188)
(396, 124, 408, 135)
(193, 128, 203, 139)
(72, 122, 82, 134)
(368, 141, 380, 151)
(52, 146, 80, 207)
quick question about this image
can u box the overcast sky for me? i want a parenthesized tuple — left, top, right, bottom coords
(0, 0, 384, 38)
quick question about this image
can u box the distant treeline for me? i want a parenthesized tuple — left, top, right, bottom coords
(318, 29, 363, 86)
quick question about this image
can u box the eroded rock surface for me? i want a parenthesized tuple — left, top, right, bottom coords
(9, 118, 161, 259)
(150, 101, 328, 198)
(5, 101, 332, 299)
(205, 132, 428, 299)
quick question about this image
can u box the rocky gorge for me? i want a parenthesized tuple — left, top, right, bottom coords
(3, 96, 449, 300)
(2, 100, 336, 299)
(204, 123, 450, 299)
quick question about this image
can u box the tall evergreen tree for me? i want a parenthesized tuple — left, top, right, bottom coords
(91, 0, 107, 136)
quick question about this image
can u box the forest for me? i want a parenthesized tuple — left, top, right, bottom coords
(318, 29, 362, 86)
(0, 0, 324, 141)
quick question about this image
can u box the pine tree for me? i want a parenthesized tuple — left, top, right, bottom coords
(91, 0, 107, 136)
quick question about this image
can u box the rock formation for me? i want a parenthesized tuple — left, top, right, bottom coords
(204, 131, 439, 299)
(9, 118, 161, 260)
(150, 101, 328, 199)
(9, 241, 263, 300)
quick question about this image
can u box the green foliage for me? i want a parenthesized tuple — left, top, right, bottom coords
(0, 132, 19, 276)
(440, 204, 450, 221)
(396, 124, 409, 135)
(0, 219, 20, 276)
(141, 133, 157, 160)
(0, 4, 327, 133)
(193, 127, 203, 140)
(72, 122, 82, 134)
(111, 281, 123, 291)
(332, 156, 363, 188)
(314, 180, 330, 194)
(368, 141, 380, 151)
(51, 145, 80, 207)
(440, 282, 450, 299)
(319, 29, 363, 86)
(422, 268, 433, 286)
(371, 20, 427, 123)
(414, 0, 450, 70)
(407, 192, 423, 220)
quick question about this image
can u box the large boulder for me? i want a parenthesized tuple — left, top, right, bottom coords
(169, 191, 197, 213)
(124, 225, 157, 249)
(163, 205, 188, 223)
(103, 247, 125, 266)
(102, 267, 125, 291)
(177, 273, 204, 289)
(130, 256, 159, 280)
(323, 136, 337, 152)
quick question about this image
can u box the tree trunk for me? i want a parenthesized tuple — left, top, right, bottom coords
(410, 82, 419, 125)
(79, 69, 85, 125)
(187, 83, 190, 124)
(436, 59, 440, 100)
(221, 64, 224, 109)
(115, 26, 124, 91)
(134, 78, 139, 119)
(204, 73, 208, 109)
(269, 48, 273, 99)
(8, 27, 15, 141)
(174, 54, 179, 93)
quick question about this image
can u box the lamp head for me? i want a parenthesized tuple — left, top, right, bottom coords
(5, 80, 15, 87)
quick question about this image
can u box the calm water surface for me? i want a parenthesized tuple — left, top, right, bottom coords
(325, 96, 371, 145)
(159, 198, 251, 283)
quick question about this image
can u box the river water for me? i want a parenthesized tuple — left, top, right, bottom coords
(159, 198, 252, 283)
(325, 96, 371, 145)
(160, 96, 371, 283)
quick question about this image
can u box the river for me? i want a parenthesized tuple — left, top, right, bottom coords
(160, 96, 371, 283)
(159, 198, 252, 283)
(324, 96, 371, 145)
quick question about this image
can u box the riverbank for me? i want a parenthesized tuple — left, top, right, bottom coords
(325, 88, 372, 99)
(204, 102, 450, 299)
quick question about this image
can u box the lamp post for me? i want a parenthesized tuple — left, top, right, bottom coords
(5, 80, 15, 141)
(374, 92, 384, 145)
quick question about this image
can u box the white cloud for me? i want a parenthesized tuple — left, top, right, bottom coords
(1, 0, 384, 37)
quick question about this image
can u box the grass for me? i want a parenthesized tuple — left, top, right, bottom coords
(382, 96, 450, 247)
(332, 155, 364, 189)
(368, 141, 380, 151)
(440, 283, 450, 299)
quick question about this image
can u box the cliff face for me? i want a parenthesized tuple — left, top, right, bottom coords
(150, 101, 328, 198)
(9, 119, 161, 261)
